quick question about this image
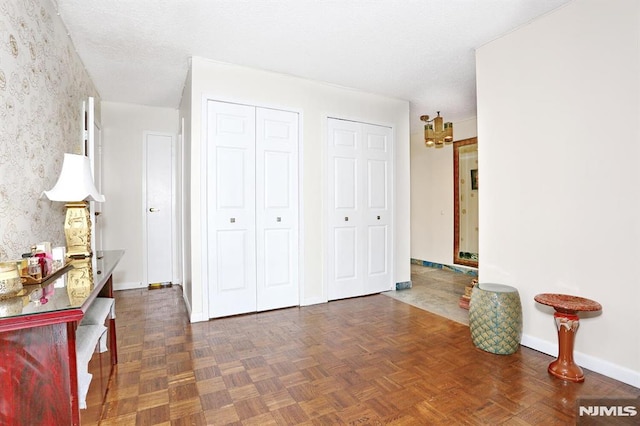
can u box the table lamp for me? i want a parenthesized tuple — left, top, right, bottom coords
(43, 153, 105, 260)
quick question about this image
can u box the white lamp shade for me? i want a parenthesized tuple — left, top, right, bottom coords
(43, 154, 105, 202)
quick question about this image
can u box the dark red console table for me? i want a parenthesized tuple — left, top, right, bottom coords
(0, 250, 123, 425)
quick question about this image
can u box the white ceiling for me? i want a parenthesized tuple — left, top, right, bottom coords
(53, 0, 570, 133)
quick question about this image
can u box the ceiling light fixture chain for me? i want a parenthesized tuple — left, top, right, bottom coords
(421, 111, 453, 148)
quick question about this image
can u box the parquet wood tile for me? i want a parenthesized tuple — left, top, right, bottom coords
(82, 286, 640, 425)
(137, 389, 171, 412)
(135, 404, 170, 426)
(204, 405, 241, 426)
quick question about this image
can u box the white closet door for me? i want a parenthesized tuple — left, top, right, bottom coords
(207, 101, 257, 318)
(327, 118, 393, 301)
(145, 132, 175, 285)
(327, 119, 364, 300)
(362, 124, 392, 293)
(256, 108, 299, 311)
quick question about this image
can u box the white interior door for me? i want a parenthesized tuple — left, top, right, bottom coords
(256, 108, 299, 311)
(327, 119, 363, 300)
(363, 124, 392, 293)
(327, 118, 393, 300)
(207, 101, 257, 318)
(145, 132, 174, 285)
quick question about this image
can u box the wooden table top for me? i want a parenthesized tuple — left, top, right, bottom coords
(534, 293, 602, 313)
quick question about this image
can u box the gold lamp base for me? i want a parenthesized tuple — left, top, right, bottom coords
(63, 202, 95, 304)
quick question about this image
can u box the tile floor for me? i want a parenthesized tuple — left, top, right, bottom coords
(383, 264, 473, 325)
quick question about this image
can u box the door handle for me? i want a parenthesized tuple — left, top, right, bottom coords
(149, 208, 159, 212)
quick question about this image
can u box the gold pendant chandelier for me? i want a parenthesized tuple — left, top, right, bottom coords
(420, 111, 453, 147)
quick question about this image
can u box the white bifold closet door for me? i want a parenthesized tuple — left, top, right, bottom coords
(207, 100, 299, 318)
(327, 118, 393, 301)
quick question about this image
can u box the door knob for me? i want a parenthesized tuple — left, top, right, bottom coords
(149, 208, 159, 212)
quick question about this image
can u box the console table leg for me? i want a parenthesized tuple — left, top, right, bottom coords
(109, 318, 118, 365)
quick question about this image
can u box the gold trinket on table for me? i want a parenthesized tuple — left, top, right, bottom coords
(0, 261, 23, 299)
(0, 296, 23, 316)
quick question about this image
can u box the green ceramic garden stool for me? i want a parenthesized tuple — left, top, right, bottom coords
(469, 283, 523, 355)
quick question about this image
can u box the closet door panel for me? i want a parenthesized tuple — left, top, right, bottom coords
(367, 160, 387, 210)
(264, 229, 291, 285)
(207, 101, 257, 318)
(334, 227, 358, 280)
(363, 124, 393, 293)
(331, 156, 360, 298)
(216, 148, 246, 208)
(216, 230, 250, 290)
(334, 157, 358, 209)
(327, 119, 364, 300)
(264, 151, 291, 208)
(367, 225, 388, 276)
(256, 108, 299, 311)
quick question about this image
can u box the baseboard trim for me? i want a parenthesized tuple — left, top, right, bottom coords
(301, 296, 326, 306)
(182, 292, 203, 323)
(113, 281, 145, 291)
(521, 334, 640, 388)
(411, 258, 478, 276)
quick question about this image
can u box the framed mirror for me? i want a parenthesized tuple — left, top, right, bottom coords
(454, 137, 478, 267)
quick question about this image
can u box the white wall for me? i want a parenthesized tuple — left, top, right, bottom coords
(102, 102, 179, 289)
(476, 0, 639, 386)
(410, 118, 477, 265)
(184, 57, 411, 322)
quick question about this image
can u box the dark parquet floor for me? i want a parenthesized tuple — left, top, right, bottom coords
(86, 285, 640, 425)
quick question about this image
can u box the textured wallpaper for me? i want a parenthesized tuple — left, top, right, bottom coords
(0, 0, 99, 259)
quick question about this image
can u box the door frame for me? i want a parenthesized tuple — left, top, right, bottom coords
(178, 118, 185, 288)
(142, 131, 178, 287)
(83, 97, 103, 256)
(200, 94, 305, 319)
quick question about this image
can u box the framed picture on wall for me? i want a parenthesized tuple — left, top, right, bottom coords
(471, 169, 478, 190)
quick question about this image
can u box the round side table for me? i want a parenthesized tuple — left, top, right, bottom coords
(534, 293, 602, 382)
